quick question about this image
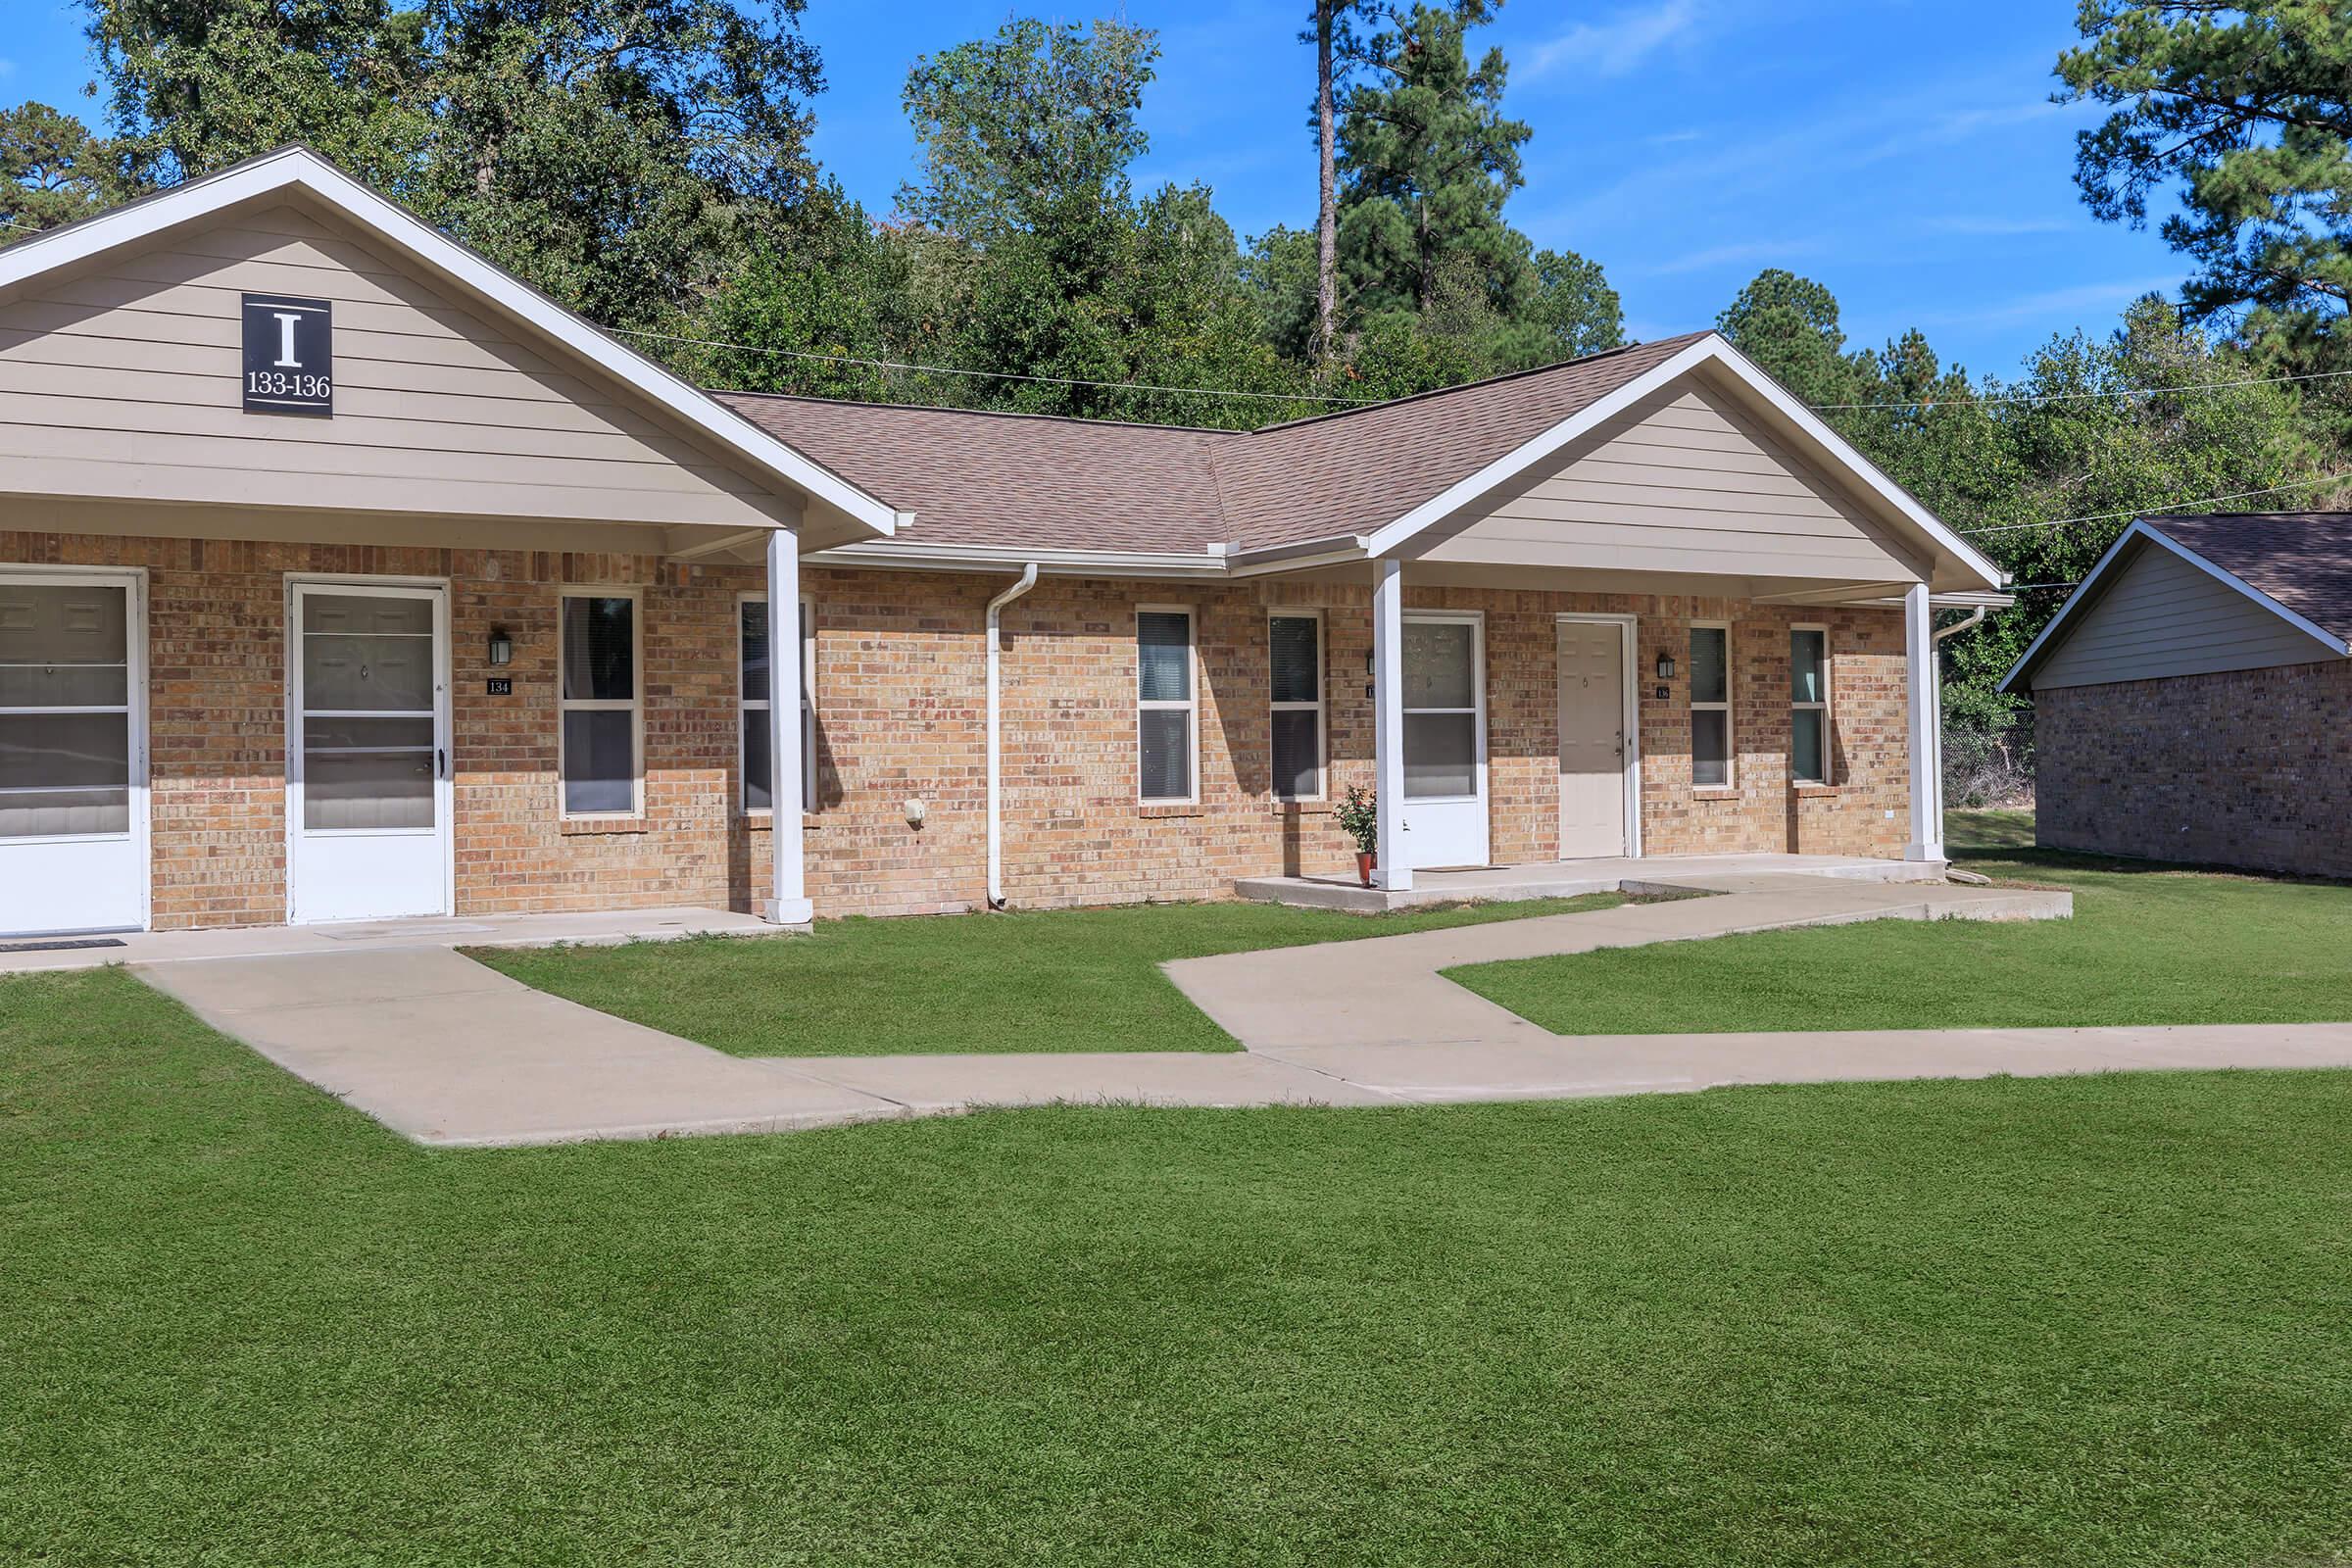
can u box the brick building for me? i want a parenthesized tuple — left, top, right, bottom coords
(2003, 513, 2352, 879)
(0, 149, 2006, 937)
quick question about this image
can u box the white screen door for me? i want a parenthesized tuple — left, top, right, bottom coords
(288, 582, 451, 924)
(1556, 618, 1629, 858)
(1398, 612, 1489, 868)
(0, 569, 147, 935)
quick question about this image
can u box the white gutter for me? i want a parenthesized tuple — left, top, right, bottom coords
(984, 564, 1041, 909)
(1927, 605, 1987, 828)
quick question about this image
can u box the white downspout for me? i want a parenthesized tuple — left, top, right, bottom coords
(985, 564, 1040, 909)
(1929, 605, 1987, 828)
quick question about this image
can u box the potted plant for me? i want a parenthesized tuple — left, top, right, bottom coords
(1336, 785, 1378, 887)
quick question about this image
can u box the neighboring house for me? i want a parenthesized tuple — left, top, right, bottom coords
(2002, 513, 2352, 878)
(0, 147, 2005, 938)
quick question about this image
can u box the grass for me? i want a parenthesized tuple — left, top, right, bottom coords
(1448, 808, 2352, 1036)
(7, 966, 2352, 1565)
(469, 894, 1629, 1056)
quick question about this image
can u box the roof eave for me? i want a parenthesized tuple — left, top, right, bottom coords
(0, 144, 899, 541)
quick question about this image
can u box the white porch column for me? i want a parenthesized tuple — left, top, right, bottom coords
(764, 525, 812, 924)
(1902, 581, 1944, 863)
(1371, 557, 1412, 892)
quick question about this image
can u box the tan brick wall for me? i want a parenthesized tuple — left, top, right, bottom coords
(4, 531, 1916, 927)
(2035, 660, 2351, 879)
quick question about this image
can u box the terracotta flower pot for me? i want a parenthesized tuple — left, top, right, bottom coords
(1356, 851, 1377, 888)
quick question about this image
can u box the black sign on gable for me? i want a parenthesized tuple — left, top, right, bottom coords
(241, 294, 333, 416)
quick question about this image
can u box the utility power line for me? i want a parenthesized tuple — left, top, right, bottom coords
(1959, 470, 2352, 537)
(1815, 364, 2352, 412)
(611, 326, 1379, 407)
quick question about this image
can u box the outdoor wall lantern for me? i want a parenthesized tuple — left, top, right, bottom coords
(1655, 652, 1677, 681)
(488, 627, 514, 667)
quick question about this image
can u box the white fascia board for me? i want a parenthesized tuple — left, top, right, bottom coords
(1996, 520, 2349, 694)
(1997, 523, 2148, 693)
(810, 538, 1228, 578)
(0, 146, 899, 541)
(1361, 334, 2006, 592)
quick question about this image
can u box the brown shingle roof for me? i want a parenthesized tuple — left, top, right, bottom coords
(1215, 333, 1708, 550)
(710, 331, 1711, 557)
(2143, 513, 2352, 643)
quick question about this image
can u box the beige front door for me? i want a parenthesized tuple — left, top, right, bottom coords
(1556, 618, 1627, 858)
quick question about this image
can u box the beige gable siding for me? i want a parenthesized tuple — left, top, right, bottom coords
(2033, 541, 2340, 690)
(1413, 383, 1924, 580)
(0, 204, 789, 529)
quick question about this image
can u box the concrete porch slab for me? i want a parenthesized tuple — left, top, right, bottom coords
(1235, 853, 1948, 912)
(0, 905, 786, 976)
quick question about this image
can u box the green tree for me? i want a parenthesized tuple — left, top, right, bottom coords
(81, 0, 429, 190)
(882, 15, 1314, 426)
(0, 102, 121, 234)
(415, 0, 827, 328)
(898, 15, 1155, 240)
(76, 0, 826, 328)
(2058, 1, 2352, 368)
(1335, 0, 1530, 320)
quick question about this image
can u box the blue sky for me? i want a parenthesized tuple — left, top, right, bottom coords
(3, 0, 2186, 379)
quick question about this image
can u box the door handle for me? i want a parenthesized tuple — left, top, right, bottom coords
(437, 747, 447, 780)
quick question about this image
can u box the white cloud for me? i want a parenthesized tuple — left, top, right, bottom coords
(1647, 238, 1824, 276)
(1914, 276, 2180, 327)
(1931, 100, 2069, 139)
(1920, 215, 2077, 237)
(1527, 0, 1702, 80)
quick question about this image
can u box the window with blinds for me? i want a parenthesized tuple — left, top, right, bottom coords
(1690, 622, 1732, 788)
(740, 595, 815, 814)
(1268, 612, 1323, 800)
(1137, 608, 1196, 803)
(1790, 626, 1832, 785)
(559, 593, 641, 816)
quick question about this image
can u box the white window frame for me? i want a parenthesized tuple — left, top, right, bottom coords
(1267, 608, 1326, 802)
(1790, 622, 1833, 786)
(1136, 604, 1199, 806)
(738, 591, 815, 816)
(1690, 618, 1734, 791)
(557, 587, 644, 819)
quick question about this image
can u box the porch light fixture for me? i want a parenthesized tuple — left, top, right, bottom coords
(1655, 652, 1677, 681)
(487, 627, 514, 667)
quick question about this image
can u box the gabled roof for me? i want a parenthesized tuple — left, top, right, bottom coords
(2000, 513, 2352, 692)
(716, 338, 1710, 561)
(724, 331, 2004, 590)
(0, 145, 904, 542)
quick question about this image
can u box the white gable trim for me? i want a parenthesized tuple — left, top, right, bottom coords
(1359, 334, 2004, 591)
(0, 146, 900, 540)
(1999, 518, 2350, 693)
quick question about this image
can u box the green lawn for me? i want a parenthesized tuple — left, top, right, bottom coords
(1448, 809, 2352, 1036)
(470, 894, 1628, 1056)
(7, 967, 2352, 1565)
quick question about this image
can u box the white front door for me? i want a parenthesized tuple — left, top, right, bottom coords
(1398, 611, 1489, 868)
(287, 581, 451, 924)
(1557, 618, 1629, 858)
(0, 568, 148, 935)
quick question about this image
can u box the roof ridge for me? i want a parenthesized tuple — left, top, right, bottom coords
(1239, 330, 1718, 437)
(709, 388, 1235, 435)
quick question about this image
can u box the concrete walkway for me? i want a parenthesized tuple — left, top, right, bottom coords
(119, 870, 2352, 1148)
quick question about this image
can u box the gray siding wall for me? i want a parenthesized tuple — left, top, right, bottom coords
(1417, 383, 1924, 581)
(2033, 542, 2336, 690)
(0, 203, 788, 529)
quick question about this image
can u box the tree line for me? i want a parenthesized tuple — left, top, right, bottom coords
(4, 0, 2350, 756)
